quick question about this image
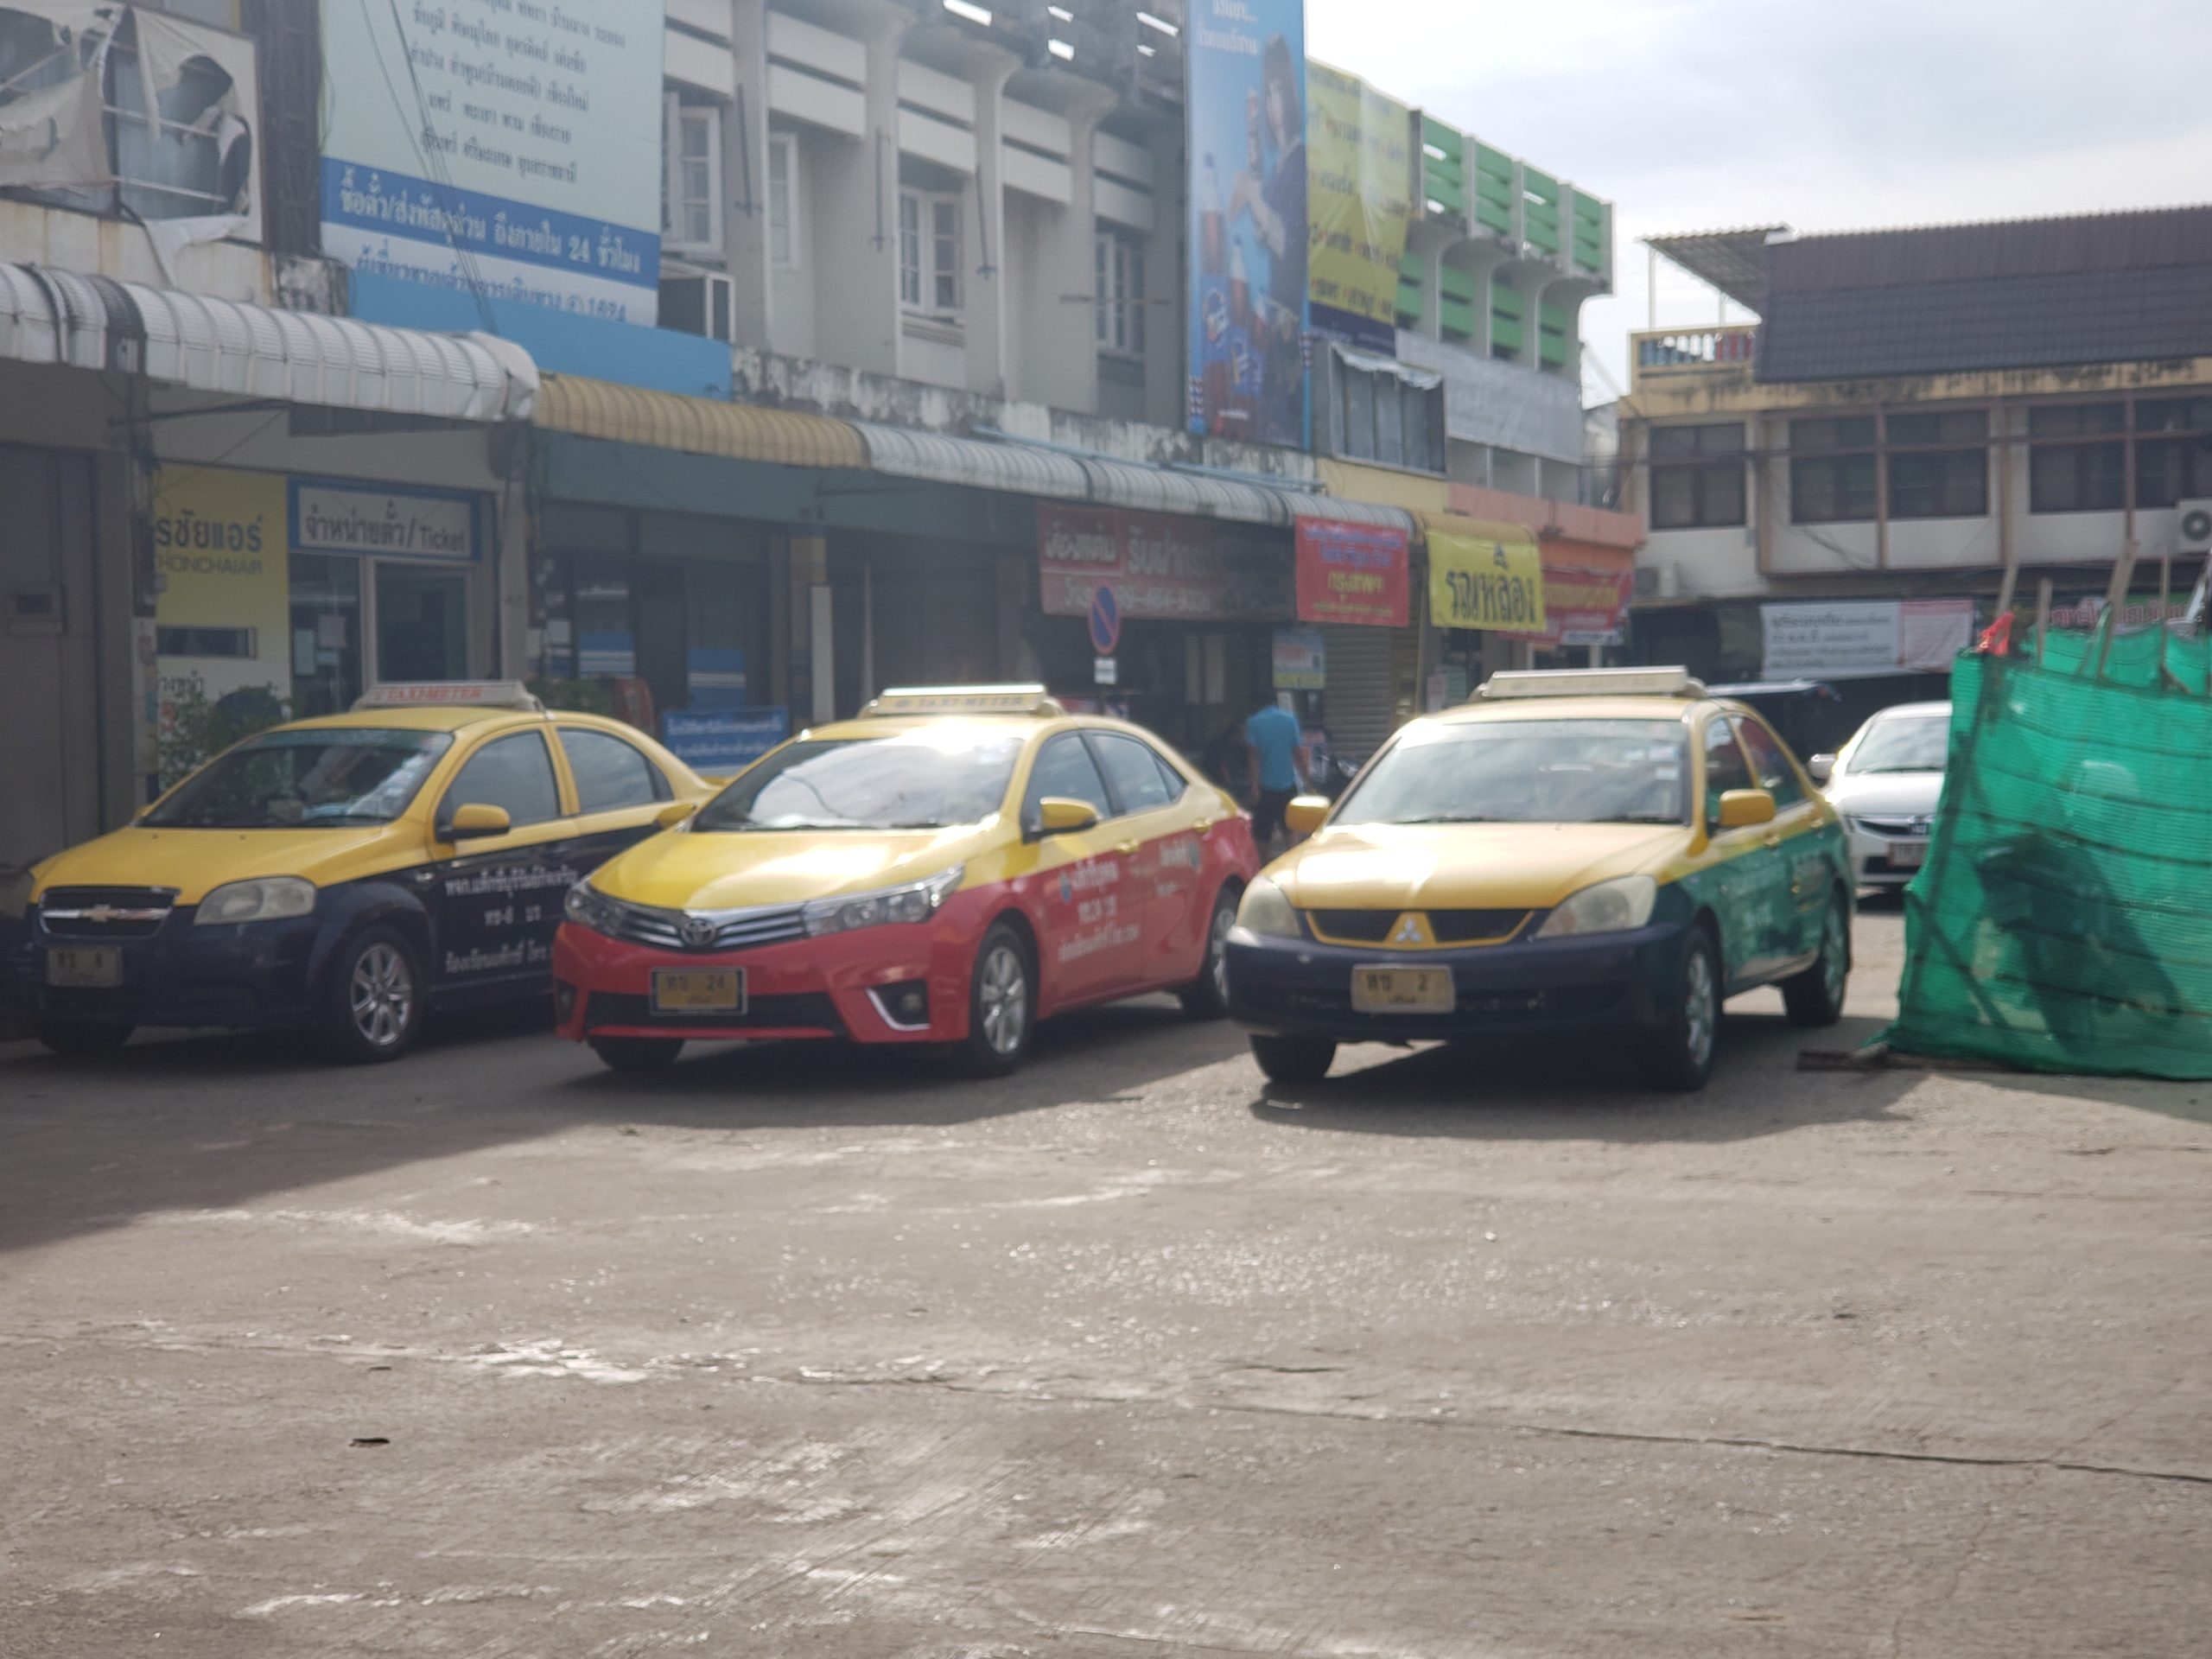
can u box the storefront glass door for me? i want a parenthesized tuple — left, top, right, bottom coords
(375, 565, 467, 685)
(288, 553, 364, 718)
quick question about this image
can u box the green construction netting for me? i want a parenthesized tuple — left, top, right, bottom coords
(1883, 631, 2212, 1078)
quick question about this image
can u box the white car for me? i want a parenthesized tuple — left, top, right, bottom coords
(1809, 701, 1951, 891)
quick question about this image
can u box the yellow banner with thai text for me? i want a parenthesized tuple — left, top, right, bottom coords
(1428, 527, 1548, 634)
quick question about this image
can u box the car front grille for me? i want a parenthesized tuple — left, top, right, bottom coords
(605, 902, 810, 953)
(583, 990, 844, 1033)
(37, 887, 178, 939)
(1852, 815, 1929, 841)
(1308, 908, 1531, 945)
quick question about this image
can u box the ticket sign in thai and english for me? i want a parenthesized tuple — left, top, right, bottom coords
(1427, 528, 1549, 635)
(318, 0, 668, 322)
(290, 480, 480, 563)
(1039, 505, 1291, 623)
(1294, 518, 1411, 628)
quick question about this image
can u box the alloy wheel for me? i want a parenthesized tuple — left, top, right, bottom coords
(1208, 899, 1235, 1004)
(978, 942, 1028, 1057)
(350, 943, 414, 1049)
(1683, 944, 1717, 1071)
(1822, 906, 1847, 1007)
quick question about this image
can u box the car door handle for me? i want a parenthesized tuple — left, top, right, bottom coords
(1763, 834, 1782, 849)
(1115, 840, 1141, 855)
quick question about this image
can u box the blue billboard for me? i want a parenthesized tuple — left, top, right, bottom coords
(1186, 0, 1308, 448)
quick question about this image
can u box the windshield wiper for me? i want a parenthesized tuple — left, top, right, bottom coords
(1395, 813, 1507, 824)
(887, 819, 951, 830)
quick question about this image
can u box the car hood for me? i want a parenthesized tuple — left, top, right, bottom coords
(30, 824, 418, 906)
(1824, 772, 1943, 817)
(590, 822, 1000, 910)
(1268, 821, 1689, 912)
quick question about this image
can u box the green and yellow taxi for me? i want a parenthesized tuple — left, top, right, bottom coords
(1, 683, 711, 1062)
(1225, 668, 1853, 1090)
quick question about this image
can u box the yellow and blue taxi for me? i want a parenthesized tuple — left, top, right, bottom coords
(1, 683, 711, 1062)
(1225, 668, 1853, 1090)
(553, 686, 1261, 1075)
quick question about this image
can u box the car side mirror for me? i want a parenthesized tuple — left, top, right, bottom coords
(1715, 789, 1777, 830)
(1284, 795, 1331, 836)
(446, 802, 512, 841)
(1807, 753, 1836, 785)
(1033, 797, 1100, 837)
(656, 801, 696, 830)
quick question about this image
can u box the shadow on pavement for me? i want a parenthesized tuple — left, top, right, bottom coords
(0, 995, 1244, 1258)
(1248, 1012, 1923, 1143)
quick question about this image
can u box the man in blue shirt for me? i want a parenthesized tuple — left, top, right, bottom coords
(1244, 699, 1308, 854)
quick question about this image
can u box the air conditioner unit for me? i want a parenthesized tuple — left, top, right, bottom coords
(1631, 563, 1680, 601)
(2177, 499, 2212, 555)
(658, 271, 734, 344)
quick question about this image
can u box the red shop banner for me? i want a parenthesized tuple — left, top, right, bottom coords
(1527, 561, 1635, 647)
(1294, 518, 1410, 627)
(1038, 505, 1289, 622)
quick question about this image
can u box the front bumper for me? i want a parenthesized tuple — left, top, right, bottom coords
(554, 908, 982, 1047)
(1846, 824, 1928, 888)
(1226, 919, 1689, 1044)
(3, 911, 323, 1031)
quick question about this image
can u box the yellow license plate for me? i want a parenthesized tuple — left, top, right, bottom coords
(47, 946, 123, 988)
(651, 969, 745, 1014)
(1351, 965, 1454, 1014)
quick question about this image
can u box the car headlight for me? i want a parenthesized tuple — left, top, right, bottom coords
(563, 880, 629, 937)
(802, 866, 963, 937)
(194, 876, 316, 926)
(1235, 876, 1303, 938)
(1533, 875, 1657, 940)
(0, 868, 35, 919)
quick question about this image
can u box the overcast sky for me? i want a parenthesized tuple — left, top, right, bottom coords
(1306, 0, 2212, 406)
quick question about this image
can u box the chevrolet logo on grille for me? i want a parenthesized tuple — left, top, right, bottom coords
(1389, 912, 1435, 947)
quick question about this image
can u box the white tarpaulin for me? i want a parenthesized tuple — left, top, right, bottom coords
(0, 6, 112, 190)
(1761, 598, 1976, 680)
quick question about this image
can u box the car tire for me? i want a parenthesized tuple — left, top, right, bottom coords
(957, 919, 1035, 1078)
(34, 1020, 133, 1056)
(319, 925, 425, 1065)
(1639, 925, 1721, 1092)
(1782, 895, 1850, 1028)
(590, 1036, 685, 1073)
(1250, 1033, 1335, 1084)
(1176, 884, 1241, 1020)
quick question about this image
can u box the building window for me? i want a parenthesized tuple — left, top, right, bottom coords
(1095, 231, 1146, 357)
(899, 189, 962, 316)
(2135, 396, 2212, 509)
(1648, 423, 1746, 530)
(2029, 402, 2125, 513)
(1886, 410, 1987, 519)
(1789, 416, 1878, 524)
(1334, 359, 1444, 474)
(663, 97, 722, 254)
(768, 131, 798, 269)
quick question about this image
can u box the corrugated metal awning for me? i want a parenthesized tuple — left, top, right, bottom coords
(0, 262, 536, 422)
(1281, 491, 1418, 532)
(854, 423, 1092, 499)
(1079, 454, 1283, 524)
(538, 375, 864, 467)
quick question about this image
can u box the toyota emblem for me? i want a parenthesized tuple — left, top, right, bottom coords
(679, 916, 717, 950)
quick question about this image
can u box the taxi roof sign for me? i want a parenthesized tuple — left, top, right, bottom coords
(1477, 667, 1707, 702)
(860, 684, 1065, 718)
(354, 681, 546, 713)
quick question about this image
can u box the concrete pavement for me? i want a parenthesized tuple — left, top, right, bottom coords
(3, 909, 2208, 1656)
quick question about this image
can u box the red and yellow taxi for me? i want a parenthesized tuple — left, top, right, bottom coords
(554, 687, 1260, 1074)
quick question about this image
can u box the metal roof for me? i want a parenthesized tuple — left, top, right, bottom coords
(854, 423, 1093, 499)
(0, 262, 535, 421)
(1077, 454, 1284, 524)
(538, 375, 865, 467)
(1643, 227, 1787, 313)
(1274, 489, 1415, 531)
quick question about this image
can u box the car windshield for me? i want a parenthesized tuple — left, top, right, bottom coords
(1848, 715, 1950, 774)
(1332, 718, 1689, 827)
(694, 729, 1026, 831)
(146, 729, 454, 829)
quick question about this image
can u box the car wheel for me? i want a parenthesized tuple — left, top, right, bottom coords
(1250, 1033, 1335, 1084)
(34, 1020, 133, 1056)
(590, 1036, 685, 1073)
(1177, 885, 1241, 1020)
(320, 925, 424, 1065)
(1639, 925, 1720, 1091)
(958, 920, 1034, 1077)
(1782, 896, 1850, 1028)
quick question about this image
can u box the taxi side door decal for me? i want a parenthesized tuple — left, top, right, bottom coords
(426, 729, 584, 991)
